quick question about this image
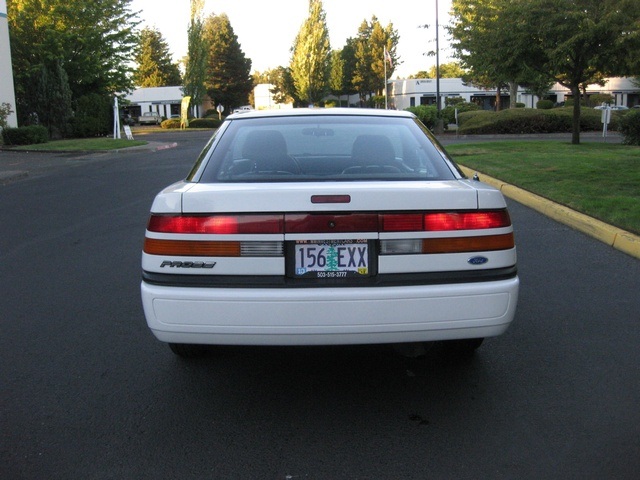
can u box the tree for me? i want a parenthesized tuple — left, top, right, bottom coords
(509, 0, 640, 144)
(34, 60, 73, 138)
(7, 0, 138, 128)
(450, 0, 515, 111)
(427, 62, 466, 79)
(202, 13, 253, 111)
(133, 27, 182, 87)
(290, 0, 331, 104)
(451, 0, 640, 143)
(269, 67, 300, 106)
(182, 0, 208, 118)
(350, 16, 399, 103)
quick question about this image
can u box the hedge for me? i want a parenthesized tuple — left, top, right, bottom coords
(2, 125, 49, 145)
(405, 105, 438, 130)
(457, 107, 621, 134)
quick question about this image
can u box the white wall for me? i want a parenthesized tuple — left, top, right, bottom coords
(0, 0, 18, 127)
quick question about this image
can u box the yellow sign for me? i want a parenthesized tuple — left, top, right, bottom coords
(181, 96, 191, 129)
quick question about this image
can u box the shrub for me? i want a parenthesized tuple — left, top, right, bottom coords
(589, 94, 613, 107)
(161, 118, 181, 129)
(441, 101, 480, 125)
(536, 99, 554, 110)
(2, 125, 49, 145)
(457, 108, 614, 134)
(188, 118, 221, 129)
(405, 105, 438, 130)
(71, 94, 112, 137)
(619, 109, 640, 145)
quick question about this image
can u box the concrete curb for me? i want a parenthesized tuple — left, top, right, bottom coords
(459, 165, 640, 260)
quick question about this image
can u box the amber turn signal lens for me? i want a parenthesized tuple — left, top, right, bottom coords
(143, 238, 241, 256)
(422, 233, 514, 254)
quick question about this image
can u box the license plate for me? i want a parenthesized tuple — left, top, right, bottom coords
(294, 240, 369, 278)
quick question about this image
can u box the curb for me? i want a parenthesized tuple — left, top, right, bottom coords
(459, 165, 640, 260)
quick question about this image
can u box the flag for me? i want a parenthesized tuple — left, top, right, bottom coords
(384, 47, 393, 68)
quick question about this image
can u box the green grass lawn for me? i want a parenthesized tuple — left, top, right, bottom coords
(447, 141, 640, 235)
(11, 137, 147, 151)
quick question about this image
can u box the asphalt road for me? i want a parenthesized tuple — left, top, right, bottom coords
(1, 130, 639, 479)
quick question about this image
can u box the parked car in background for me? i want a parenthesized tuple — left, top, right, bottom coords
(594, 104, 629, 110)
(138, 111, 162, 125)
(141, 108, 519, 358)
(232, 105, 254, 114)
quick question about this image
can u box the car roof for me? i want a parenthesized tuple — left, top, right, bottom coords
(226, 107, 416, 121)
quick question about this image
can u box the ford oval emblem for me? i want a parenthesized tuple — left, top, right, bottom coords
(468, 256, 489, 265)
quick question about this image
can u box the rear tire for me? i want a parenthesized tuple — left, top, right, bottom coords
(168, 343, 208, 358)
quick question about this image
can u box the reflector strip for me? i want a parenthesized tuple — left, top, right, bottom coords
(144, 238, 241, 256)
(285, 213, 378, 233)
(421, 233, 515, 254)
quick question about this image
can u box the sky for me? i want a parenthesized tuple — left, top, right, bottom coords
(129, 0, 454, 79)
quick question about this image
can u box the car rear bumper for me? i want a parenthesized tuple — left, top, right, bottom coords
(141, 276, 519, 346)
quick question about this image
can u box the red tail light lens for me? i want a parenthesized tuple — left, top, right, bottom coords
(382, 210, 511, 232)
(147, 214, 284, 234)
(424, 211, 511, 231)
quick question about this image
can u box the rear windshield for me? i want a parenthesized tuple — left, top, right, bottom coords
(196, 115, 459, 183)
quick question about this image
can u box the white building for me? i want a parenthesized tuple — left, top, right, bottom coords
(254, 84, 293, 110)
(0, 0, 18, 128)
(389, 77, 640, 110)
(123, 86, 184, 119)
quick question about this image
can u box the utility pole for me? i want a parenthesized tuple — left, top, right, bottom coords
(435, 0, 444, 133)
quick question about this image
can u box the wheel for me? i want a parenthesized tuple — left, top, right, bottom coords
(168, 343, 208, 358)
(442, 338, 484, 356)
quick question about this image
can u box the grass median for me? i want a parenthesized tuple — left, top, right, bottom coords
(9, 138, 147, 151)
(447, 141, 640, 235)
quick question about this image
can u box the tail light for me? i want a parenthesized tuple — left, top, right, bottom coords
(147, 214, 283, 234)
(380, 209, 514, 255)
(144, 210, 514, 257)
(381, 210, 511, 232)
(145, 214, 284, 257)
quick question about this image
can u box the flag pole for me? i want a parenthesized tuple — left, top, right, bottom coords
(384, 47, 388, 109)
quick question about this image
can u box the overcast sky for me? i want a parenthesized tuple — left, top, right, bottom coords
(129, 0, 455, 78)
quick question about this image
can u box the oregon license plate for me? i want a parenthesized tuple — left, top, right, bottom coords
(294, 240, 369, 278)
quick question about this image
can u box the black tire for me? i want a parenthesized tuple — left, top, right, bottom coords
(168, 343, 208, 358)
(442, 338, 484, 356)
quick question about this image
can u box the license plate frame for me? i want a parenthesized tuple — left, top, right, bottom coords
(289, 239, 373, 279)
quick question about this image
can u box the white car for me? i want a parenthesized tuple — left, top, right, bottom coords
(138, 111, 162, 125)
(141, 108, 519, 357)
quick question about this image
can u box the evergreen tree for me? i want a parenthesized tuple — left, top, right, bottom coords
(351, 17, 399, 103)
(134, 27, 182, 87)
(182, 0, 208, 117)
(33, 60, 73, 137)
(290, 0, 331, 104)
(203, 13, 253, 111)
